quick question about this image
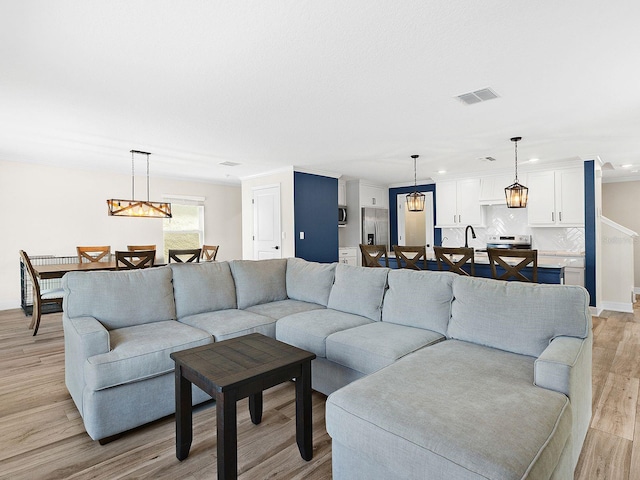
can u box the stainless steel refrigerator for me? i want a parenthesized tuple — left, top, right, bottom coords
(361, 208, 389, 249)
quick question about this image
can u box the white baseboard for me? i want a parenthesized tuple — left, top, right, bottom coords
(590, 305, 604, 316)
(0, 301, 21, 312)
(600, 301, 634, 314)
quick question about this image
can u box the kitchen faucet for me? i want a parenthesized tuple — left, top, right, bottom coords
(464, 225, 476, 248)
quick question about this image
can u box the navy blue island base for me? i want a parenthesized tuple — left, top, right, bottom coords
(383, 258, 565, 284)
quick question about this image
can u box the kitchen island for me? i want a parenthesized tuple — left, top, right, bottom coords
(383, 252, 566, 284)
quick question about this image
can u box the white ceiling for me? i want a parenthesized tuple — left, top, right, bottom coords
(1, 1, 639, 186)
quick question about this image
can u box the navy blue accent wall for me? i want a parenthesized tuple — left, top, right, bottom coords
(388, 184, 440, 247)
(294, 172, 339, 263)
(584, 160, 596, 306)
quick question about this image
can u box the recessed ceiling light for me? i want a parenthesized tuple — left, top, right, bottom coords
(621, 164, 633, 168)
(529, 158, 539, 163)
(438, 170, 447, 174)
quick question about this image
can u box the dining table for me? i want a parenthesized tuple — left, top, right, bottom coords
(33, 261, 119, 280)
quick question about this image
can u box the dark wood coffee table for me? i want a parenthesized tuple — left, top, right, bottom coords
(170, 333, 316, 480)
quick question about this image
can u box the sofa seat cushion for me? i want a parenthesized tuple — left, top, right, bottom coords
(276, 309, 373, 358)
(245, 299, 325, 319)
(326, 322, 444, 375)
(326, 340, 572, 480)
(179, 309, 277, 341)
(85, 321, 212, 391)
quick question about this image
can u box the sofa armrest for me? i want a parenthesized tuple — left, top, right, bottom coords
(63, 314, 110, 416)
(535, 335, 585, 396)
(64, 315, 111, 357)
(534, 332, 592, 468)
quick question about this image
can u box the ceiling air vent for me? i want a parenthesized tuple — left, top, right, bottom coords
(219, 161, 241, 166)
(455, 88, 499, 105)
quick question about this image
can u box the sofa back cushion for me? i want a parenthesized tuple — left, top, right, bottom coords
(382, 270, 455, 334)
(62, 266, 176, 330)
(286, 258, 336, 306)
(230, 259, 288, 309)
(171, 261, 237, 318)
(327, 263, 389, 322)
(448, 276, 591, 357)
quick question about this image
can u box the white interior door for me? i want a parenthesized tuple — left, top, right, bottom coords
(253, 185, 282, 259)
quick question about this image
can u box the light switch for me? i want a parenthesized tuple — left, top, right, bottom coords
(300, 232, 305, 240)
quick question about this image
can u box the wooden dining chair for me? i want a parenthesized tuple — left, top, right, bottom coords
(433, 246, 475, 276)
(77, 246, 111, 263)
(168, 248, 202, 263)
(201, 245, 219, 261)
(359, 244, 389, 267)
(19, 250, 64, 336)
(487, 248, 538, 283)
(393, 245, 427, 270)
(115, 250, 156, 270)
(127, 244, 156, 251)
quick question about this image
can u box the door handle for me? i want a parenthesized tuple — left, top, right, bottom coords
(274, 246, 280, 250)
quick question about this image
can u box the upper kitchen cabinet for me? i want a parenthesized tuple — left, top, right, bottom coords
(527, 168, 584, 227)
(436, 178, 483, 227)
(338, 179, 347, 206)
(359, 183, 388, 208)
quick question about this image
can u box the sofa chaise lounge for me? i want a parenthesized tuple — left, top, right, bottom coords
(62, 257, 591, 479)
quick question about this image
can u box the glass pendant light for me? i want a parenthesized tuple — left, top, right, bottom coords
(505, 137, 528, 208)
(406, 154, 425, 212)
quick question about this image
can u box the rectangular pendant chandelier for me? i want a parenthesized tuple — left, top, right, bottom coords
(107, 150, 172, 218)
(107, 199, 172, 217)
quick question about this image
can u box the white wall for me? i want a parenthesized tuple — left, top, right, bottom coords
(241, 168, 295, 259)
(0, 159, 242, 310)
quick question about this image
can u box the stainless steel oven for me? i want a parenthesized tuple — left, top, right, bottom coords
(485, 234, 531, 249)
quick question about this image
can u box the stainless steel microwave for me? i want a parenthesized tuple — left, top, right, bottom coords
(338, 206, 347, 225)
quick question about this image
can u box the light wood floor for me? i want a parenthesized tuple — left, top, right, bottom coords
(0, 306, 638, 479)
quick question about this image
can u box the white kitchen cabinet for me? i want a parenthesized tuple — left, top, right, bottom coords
(338, 180, 347, 206)
(527, 168, 584, 226)
(359, 183, 388, 208)
(479, 174, 513, 205)
(435, 178, 483, 227)
(338, 247, 358, 266)
(564, 267, 585, 287)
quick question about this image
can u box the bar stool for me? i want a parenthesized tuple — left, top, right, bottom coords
(487, 248, 538, 282)
(359, 244, 389, 267)
(433, 246, 475, 276)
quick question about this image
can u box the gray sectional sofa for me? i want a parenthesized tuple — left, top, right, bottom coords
(62, 257, 592, 479)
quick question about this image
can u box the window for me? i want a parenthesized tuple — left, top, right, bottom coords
(162, 196, 205, 260)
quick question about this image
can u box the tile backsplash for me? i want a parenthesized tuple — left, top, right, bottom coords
(441, 205, 585, 253)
